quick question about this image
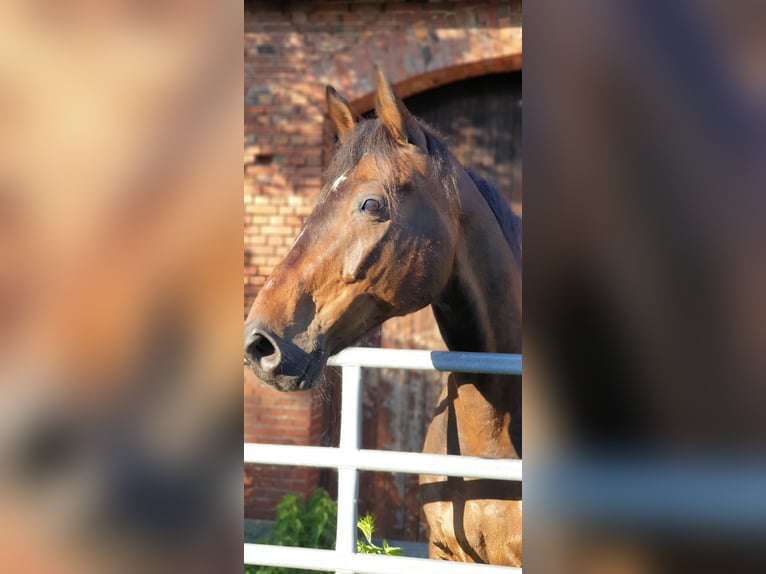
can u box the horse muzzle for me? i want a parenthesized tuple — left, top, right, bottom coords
(244, 323, 324, 391)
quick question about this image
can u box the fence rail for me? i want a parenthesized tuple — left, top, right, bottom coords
(327, 346, 522, 374)
(244, 347, 522, 574)
(243, 444, 523, 481)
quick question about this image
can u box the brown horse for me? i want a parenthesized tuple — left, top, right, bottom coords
(244, 68, 522, 566)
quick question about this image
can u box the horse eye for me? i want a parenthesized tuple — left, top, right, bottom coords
(361, 198, 382, 213)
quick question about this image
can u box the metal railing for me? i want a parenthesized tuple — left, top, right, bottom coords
(244, 347, 523, 574)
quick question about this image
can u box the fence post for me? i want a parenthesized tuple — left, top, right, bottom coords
(335, 364, 362, 574)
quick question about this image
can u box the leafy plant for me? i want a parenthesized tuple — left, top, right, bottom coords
(247, 487, 337, 574)
(356, 512, 402, 556)
(244, 491, 402, 574)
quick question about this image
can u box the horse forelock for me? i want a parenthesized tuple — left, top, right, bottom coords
(323, 120, 400, 196)
(323, 118, 451, 199)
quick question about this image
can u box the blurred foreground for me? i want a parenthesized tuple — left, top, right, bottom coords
(526, 0, 766, 572)
(0, 2, 242, 573)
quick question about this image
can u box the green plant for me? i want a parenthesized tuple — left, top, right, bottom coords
(356, 511, 402, 556)
(247, 487, 337, 574)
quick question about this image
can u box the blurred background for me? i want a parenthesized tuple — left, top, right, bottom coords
(525, 0, 766, 572)
(0, 1, 242, 573)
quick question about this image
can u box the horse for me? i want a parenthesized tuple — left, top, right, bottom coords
(244, 68, 522, 566)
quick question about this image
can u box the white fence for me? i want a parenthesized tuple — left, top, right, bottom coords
(244, 347, 523, 574)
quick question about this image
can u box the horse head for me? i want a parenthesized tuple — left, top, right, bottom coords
(244, 68, 460, 390)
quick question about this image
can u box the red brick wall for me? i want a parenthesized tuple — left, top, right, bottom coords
(244, 369, 324, 519)
(244, 0, 522, 527)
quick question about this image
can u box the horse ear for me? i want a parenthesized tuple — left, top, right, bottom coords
(326, 85, 355, 141)
(374, 66, 425, 148)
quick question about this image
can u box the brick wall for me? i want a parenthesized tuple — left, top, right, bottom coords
(244, 0, 521, 530)
(244, 369, 324, 519)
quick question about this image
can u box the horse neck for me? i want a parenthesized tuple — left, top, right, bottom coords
(432, 167, 521, 357)
(429, 166, 522, 457)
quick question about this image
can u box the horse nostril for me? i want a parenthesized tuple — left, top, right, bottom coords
(245, 329, 281, 373)
(250, 333, 275, 358)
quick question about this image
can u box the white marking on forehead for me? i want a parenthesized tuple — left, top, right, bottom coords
(330, 169, 349, 192)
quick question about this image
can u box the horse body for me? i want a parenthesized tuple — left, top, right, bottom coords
(419, 164, 522, 564)
(244, 68, 522, 566)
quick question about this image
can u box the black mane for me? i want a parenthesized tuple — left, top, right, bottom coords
(465, 168, 522, 261)
(422, 126, 521, 261)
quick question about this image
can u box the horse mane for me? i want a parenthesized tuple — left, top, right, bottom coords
(421, 126, 522, 261)
(465, 168, 522, 261)
(325, 117, 521, 261)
